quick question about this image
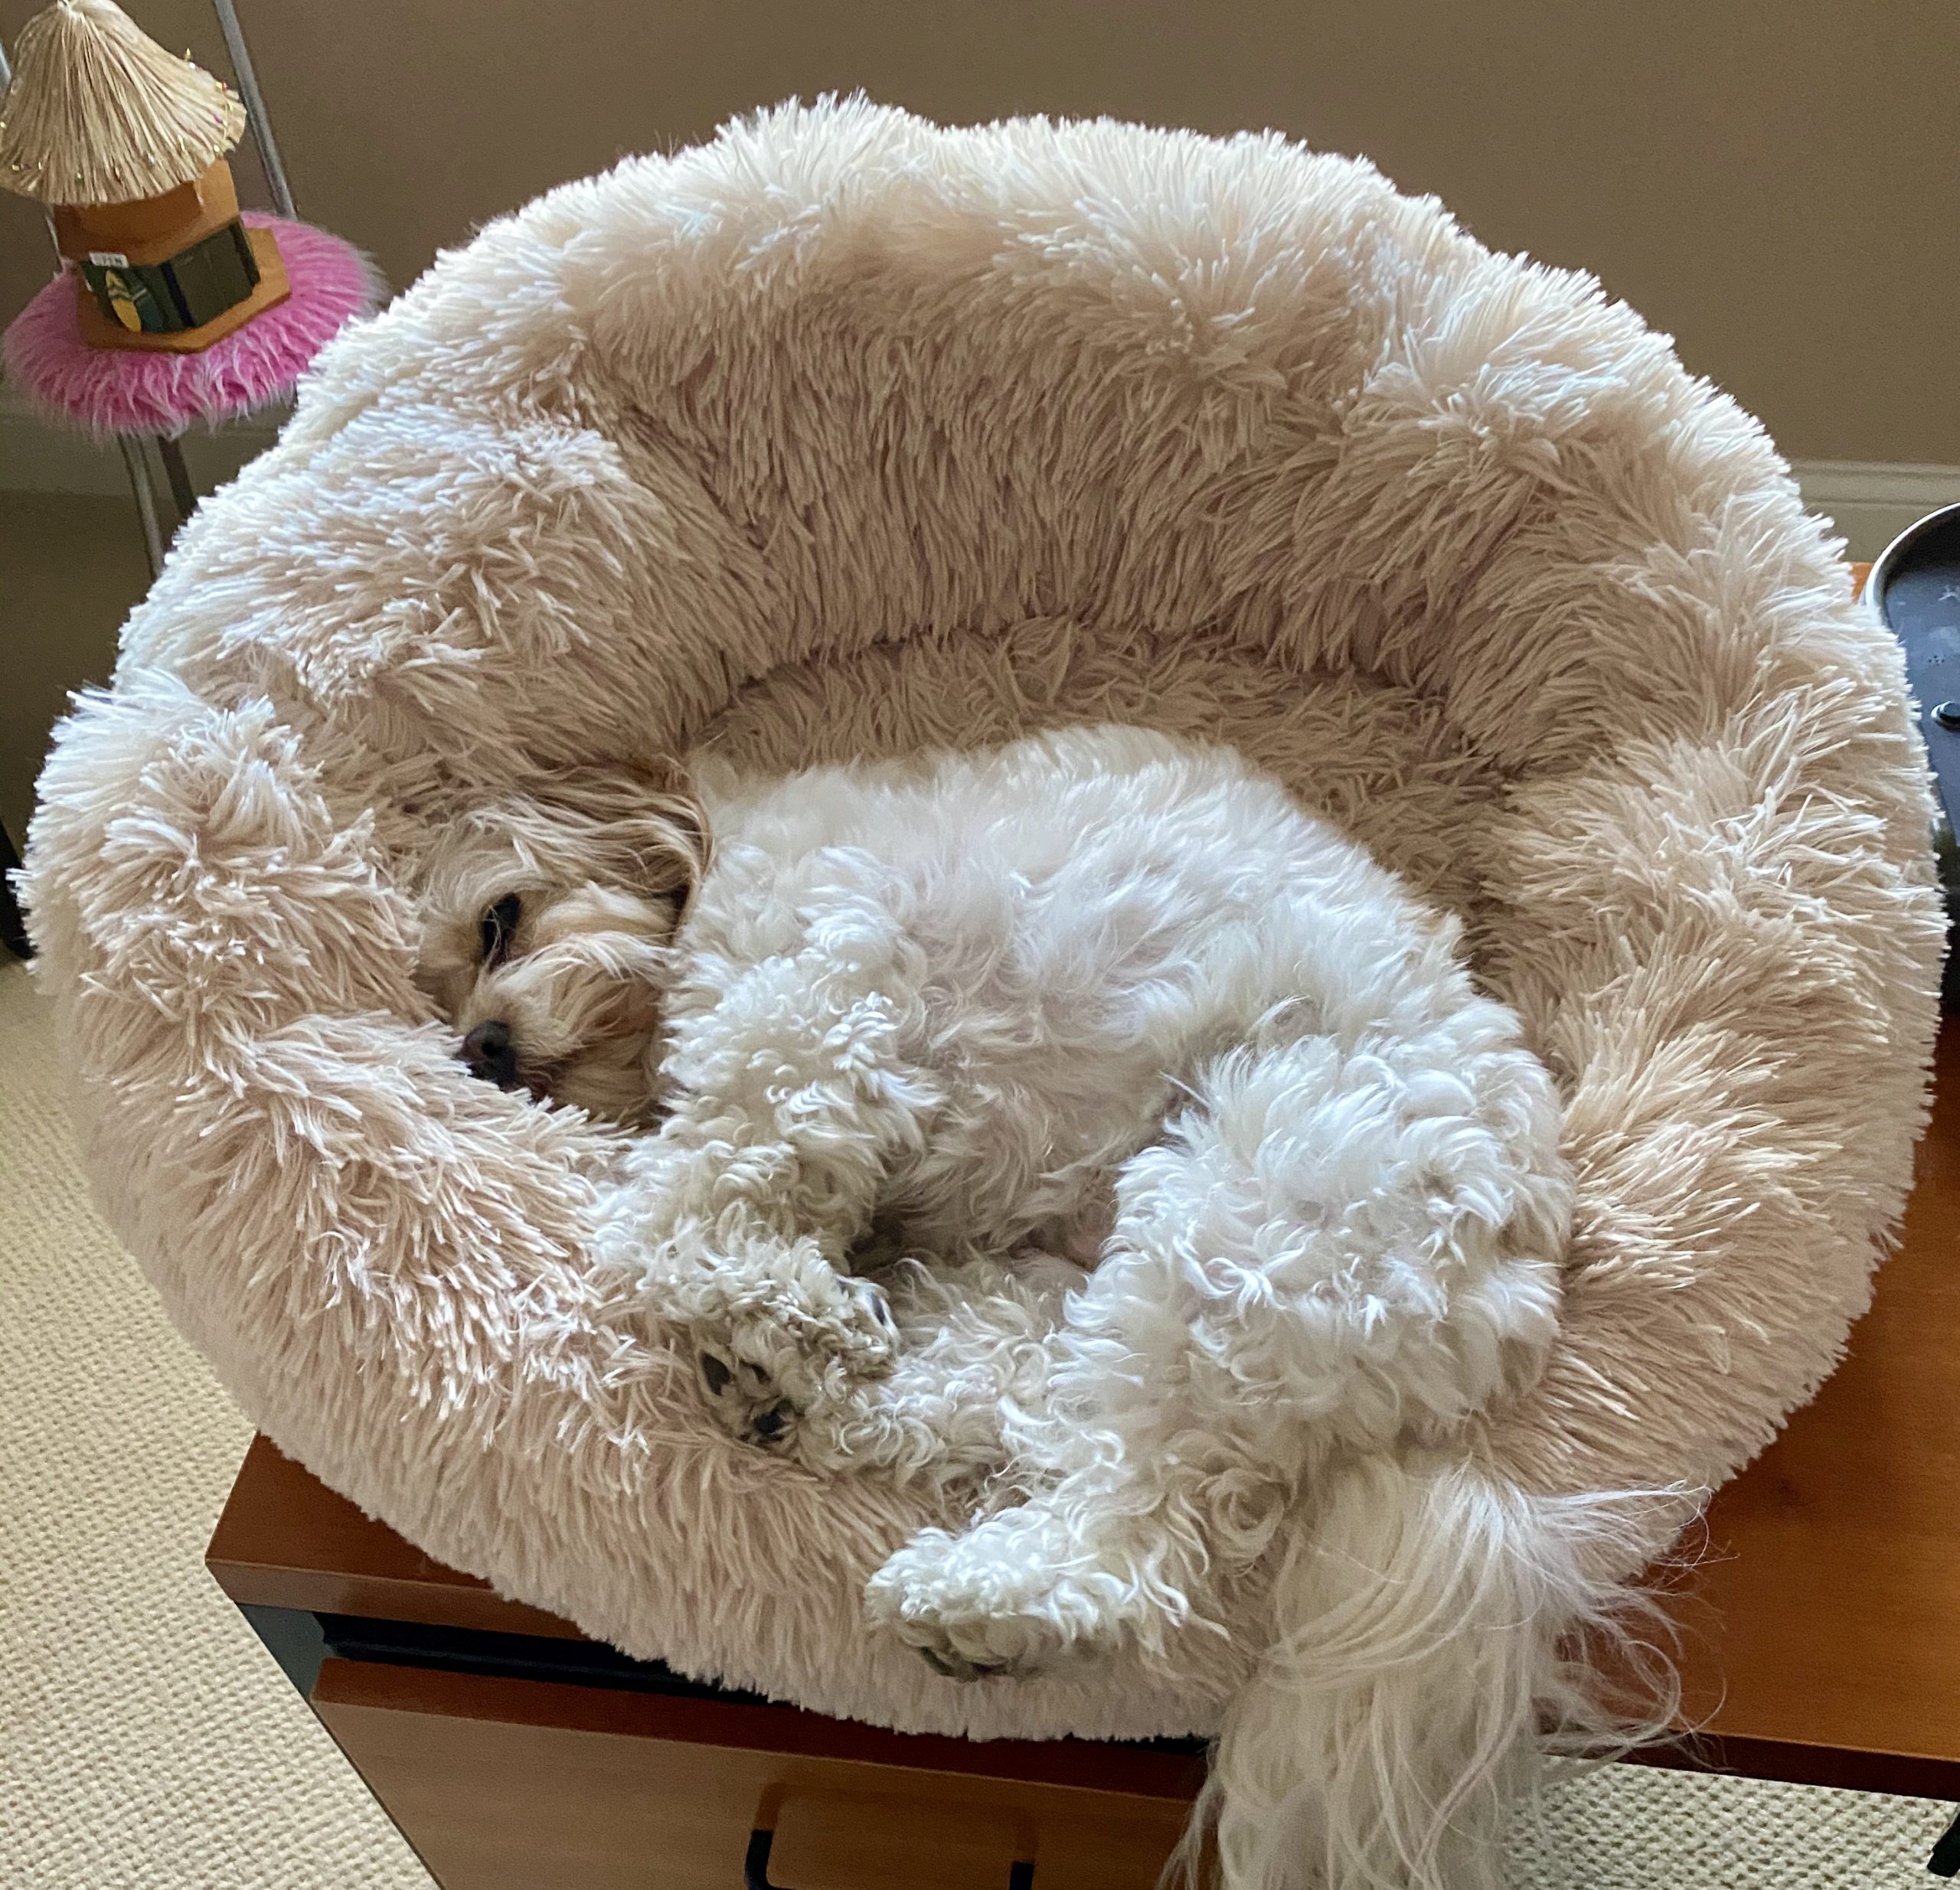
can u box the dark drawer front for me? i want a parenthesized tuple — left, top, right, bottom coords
(312, 1657, 1197, 1890)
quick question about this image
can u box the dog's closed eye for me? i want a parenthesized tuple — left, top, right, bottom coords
(479, 893, 523, 967)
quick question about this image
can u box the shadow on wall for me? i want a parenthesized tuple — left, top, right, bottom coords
(0, 484, 151, 845)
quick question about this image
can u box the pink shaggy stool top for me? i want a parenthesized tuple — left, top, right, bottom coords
(3, 214, 381, 439)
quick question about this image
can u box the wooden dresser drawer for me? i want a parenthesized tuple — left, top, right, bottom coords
(312, 1657, 1196, 1890)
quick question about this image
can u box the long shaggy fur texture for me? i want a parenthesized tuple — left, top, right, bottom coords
(19, 99, 1943, 1888)
(1204, 1458, 1683, 1889)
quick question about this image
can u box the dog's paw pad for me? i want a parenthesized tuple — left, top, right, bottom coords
(694, 1347, 800, 1453)
(750, 1399, 796, 1444)
(867, 1524, 1132, 1680)
(884, 1605, 1068, 1683)
(840, 1275, 899, 1360)
(915, 1645, 1012, 1682)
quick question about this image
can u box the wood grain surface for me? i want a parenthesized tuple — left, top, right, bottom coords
(1662, 1020, 1960, 1790)
(311, 1658, 1192, 1890)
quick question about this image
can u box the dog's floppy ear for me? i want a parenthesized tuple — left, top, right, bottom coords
(521, 760, 710, 912)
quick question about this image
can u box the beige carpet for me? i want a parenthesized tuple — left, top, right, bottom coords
(0, 958, 429, 1890)
(0, 954, 1949, 1888)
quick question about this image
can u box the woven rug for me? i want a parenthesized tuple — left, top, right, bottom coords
(0, 955, 1945, 1888)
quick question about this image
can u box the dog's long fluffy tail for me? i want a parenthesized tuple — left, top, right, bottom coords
(1197, 1451, 1684, 1890)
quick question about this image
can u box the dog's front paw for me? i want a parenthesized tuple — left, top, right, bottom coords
(864, 1511, 1129, 1681)
(691, 1271, 897, 1458)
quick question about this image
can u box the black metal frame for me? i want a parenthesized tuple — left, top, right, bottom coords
(237, 1601, 771, 1707)
(741, 1825, 1035, 1890)
(1932, 1812, 1960, 1879)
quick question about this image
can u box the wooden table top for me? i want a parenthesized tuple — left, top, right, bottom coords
(1659, 1017, 1960, 1797)
(210, 1019, 1959, 1796)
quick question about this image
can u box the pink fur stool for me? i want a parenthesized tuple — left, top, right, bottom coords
(4, 213, 379, 439)
(5, 211, 378, 568)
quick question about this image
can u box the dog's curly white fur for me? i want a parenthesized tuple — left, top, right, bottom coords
(417, 723, 1578, 1868)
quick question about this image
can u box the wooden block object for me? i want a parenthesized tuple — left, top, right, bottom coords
(51, 161, 291, 353)
(52, 161, 239, 264)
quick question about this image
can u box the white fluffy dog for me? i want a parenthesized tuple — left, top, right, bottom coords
(417, 725, 1577, 1887)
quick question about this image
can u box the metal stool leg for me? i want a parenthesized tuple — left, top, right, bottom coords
(156, 435, 198, 526)
(213, 0, 298, 220)
(117, 435, 166, 579)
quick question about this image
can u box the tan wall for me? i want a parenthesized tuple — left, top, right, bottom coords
(3, 0, 1956, 464)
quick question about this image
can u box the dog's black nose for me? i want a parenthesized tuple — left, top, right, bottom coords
(461, 1020, 519, 1089)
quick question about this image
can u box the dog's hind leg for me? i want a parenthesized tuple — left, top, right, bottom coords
(802, 1248, 1076, 1487)
(864, 1018, 1566, 1679)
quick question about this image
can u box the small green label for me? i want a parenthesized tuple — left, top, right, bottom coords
(83, 260, 172, 333)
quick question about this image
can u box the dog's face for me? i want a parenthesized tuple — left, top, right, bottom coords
(413, 763, 708, 1123)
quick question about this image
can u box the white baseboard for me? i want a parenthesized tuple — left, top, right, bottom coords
(2, 385, 1953, 563)
(1787, 460, 1960, 562)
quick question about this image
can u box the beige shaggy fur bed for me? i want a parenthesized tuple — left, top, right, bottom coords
(21, 98, 1942, 1883)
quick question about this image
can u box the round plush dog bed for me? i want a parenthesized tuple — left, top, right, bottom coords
(25, 93, 1942, 1820)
